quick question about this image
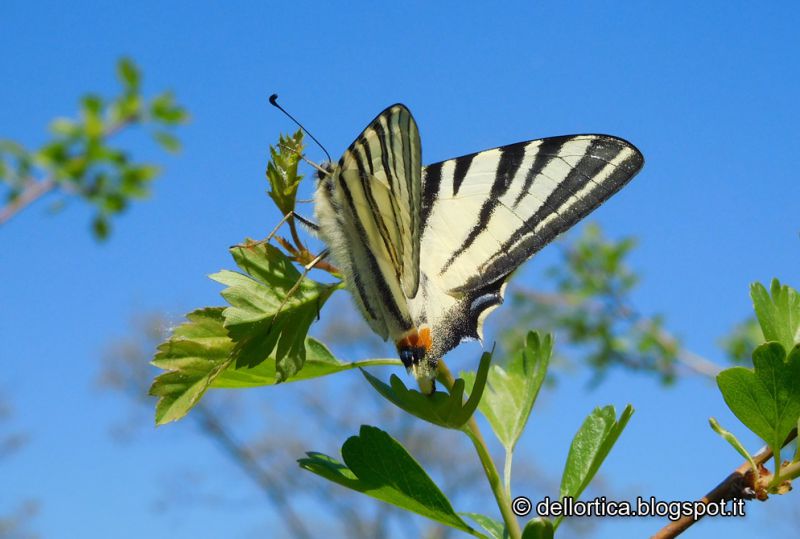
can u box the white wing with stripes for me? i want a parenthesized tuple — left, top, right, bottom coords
(313, 104, 421, 342)
(312, 103, 643, 392)
(413, 135, 643, 358)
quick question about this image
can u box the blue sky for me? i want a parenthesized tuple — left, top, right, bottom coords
(1, 1, 799, 538)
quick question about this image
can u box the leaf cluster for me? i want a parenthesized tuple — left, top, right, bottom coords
(501, 223, 680, 384)
(0, 57, 188, 238)
(714, 280, 800, 495)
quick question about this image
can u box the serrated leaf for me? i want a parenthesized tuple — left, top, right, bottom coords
(266, 130, 304, 215)
(716, 342, 800, 455)
(521, 518, 554, 539)
(361, 351, 492, 429)
(463, 331, 551, 451)
(149, 308, 234, 424)
(461, 513, 505, 539)
(751, 279, 800, 353)
(558, 404, 633, 527)
(212, 338, 350, 388)
(153, 131, 181, 153)
(149, 308, 348, 424)
(210, 241, 337, 379)
(299, 426, 477, 535)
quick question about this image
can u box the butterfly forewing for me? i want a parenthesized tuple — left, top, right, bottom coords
(415, 134, 643, 357)
(315, 104, 422, 342)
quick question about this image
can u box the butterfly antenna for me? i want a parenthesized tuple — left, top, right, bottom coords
(269, 94, 333, 163)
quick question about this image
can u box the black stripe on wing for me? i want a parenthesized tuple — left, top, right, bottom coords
(420, 161, 443, 234)
(512, 137, 568, 207)
(452, 154, 475, 196)
(426, 135, 642, 358)
(459, 135, 643, 293)
(337, 177, 414, 331)
(440, 142, 527, 273)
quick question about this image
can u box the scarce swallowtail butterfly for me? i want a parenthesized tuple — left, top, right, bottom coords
(313, 104, 643, 394)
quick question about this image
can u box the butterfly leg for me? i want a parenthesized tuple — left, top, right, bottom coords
(264, 210, 319, 242)
(233, 211, 319, 249)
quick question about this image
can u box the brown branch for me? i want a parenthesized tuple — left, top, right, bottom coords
(0, 177, 56, 225)
(0, 114, 138, 227)
(651, 429, 797, 538)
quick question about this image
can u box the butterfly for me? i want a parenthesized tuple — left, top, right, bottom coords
(312, 104, 643, 393)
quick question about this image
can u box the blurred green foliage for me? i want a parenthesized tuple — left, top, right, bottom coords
(500, 223, 682, 385)
(0, 58, 188, 239)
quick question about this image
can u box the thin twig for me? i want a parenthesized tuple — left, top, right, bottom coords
(0, 177, 56, 225)
(651, 429, 797, 538)
(0, 114, 137, 226)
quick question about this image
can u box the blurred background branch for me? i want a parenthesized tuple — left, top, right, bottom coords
(0, 58, 187, 238)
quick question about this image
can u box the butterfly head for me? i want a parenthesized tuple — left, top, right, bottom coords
(315, 162, 335, 181)
(396, 326, 438, 394)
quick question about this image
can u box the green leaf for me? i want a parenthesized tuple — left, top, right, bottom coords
(361, 351, 492, 429)
(461, 513, 505, 539)
(558, 404, 634, 527)
(112, 94, 142, 121)
(49, 117, 82, 138)
(266, 131, 304, 216)
(91, 215, 110, 240)
(81, 94, 104, 116)
(299, 426, 477, 535)
(213, 338, 350, 388)
(120, 164, 160, 197)
(463, 331, 551, 451)
(150, 308, 369, 424)
(521, 518, 554, 539)
(716, 342, 800, 455)
(149, 92, 189, 124)
(210, 241, 337, 379)
(153, 131, 181, 153)
(709, 417, 758, 475)
(117, 57, 140, 90)
(751, 279, 800, 353)
(149, 308, 234, 425)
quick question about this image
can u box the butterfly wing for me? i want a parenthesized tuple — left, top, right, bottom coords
(415, 135, 644, 357)
(314, 104, 422, 342)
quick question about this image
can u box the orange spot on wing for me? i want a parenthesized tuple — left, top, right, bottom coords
(395, 326, 432, 352)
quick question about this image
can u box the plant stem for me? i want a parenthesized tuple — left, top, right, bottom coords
(438, 359, 522, 539)
(504, 448, 513, 501)
(351, 358, 403, 368)
(778, 459, 800, 482)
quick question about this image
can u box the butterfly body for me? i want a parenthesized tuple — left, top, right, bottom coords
(313, 104, 643, 393)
